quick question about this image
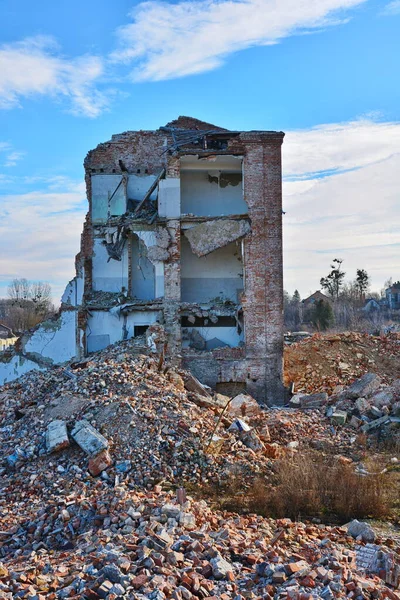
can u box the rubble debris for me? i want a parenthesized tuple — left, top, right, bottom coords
(71, 420, 109, 456)
(346, 372, 382, 399)
(227, 393, 261, 417)
(347, 520, 376, 543)
(88, 448, 112, 476)
(284, 332, 400, 395)
(0, 336, 399, 598)
(46, 420, 70, 453)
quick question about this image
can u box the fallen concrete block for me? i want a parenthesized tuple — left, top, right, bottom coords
(331, 410, 348, 425)
(239, 429, 265, 452)
(346, 373, 381, 400)
(361, 414, 390, 432)
(228, 418, 251, 432)
(183, 372, 212, 398)
(346, 520, 376, 543)
(210, 554, 234, 580)
(46, 420, 70, 453)
(71, 420, 108, 456)
(350, 415, 362, 429)
(300, 392, 328, 409)
(185, 218, 251, 257)
(355, 397, 370, 415)
(228, 393, 261, 418)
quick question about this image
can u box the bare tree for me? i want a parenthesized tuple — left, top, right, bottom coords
(320, 258, 345, 300)
(5, 278, 55, 332)
(30, 281, 52, 314)
(7, 278, 30, 302)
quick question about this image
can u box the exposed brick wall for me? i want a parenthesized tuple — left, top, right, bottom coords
(240, 132, 285, 405)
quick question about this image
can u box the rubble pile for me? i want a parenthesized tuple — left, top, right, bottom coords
(0, 344, 278, 497)
(0, 488, 399, 599)
(284, 332, 400, 395)
(1, 338, 400, 598)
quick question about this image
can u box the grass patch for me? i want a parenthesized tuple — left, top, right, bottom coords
(199, 452, 397, 523)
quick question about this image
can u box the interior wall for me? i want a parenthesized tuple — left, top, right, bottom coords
(180, 164, 246, 216)
(87, 310, 160, 353)
(182, 326, 243, 349)
(127, 174, 158, 203)
(131, 235, 156, 300)
(91, 175, 126, 222)
(181, 237, 243, 303)
(24, 311, 77, 364)
(92, 239, 129, 293)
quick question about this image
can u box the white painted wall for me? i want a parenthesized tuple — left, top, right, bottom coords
(181, 170, 246, 216)
(24, 311, 77, 364)
(61, 275, 84, 306)
(181, 237, 243, 303)
(92, 238, 129, 293)
(87, 310, 161, 353)
(0, 355, 45, 384)
(134, 231, 164, 298)
(91, 175, 126, 223)
(158, 178, 180, 217)
(127, 174, 157, 202)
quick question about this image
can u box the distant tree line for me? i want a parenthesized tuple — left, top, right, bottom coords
(285, 259, 391, 333)
(0, 278, 56, 333)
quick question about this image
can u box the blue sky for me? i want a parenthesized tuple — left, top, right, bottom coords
(0, 0, 399, 301)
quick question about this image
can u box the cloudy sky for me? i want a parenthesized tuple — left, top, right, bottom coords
(0, 0, 399, 301)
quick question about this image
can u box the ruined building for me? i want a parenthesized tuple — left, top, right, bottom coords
(0, 117, 285, 405)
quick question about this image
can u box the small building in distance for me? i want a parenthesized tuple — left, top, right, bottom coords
(385, 282, 400, 310)
(302, 291, 332, 309)
(0, 324, 18, 352)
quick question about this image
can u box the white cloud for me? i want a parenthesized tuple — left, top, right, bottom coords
(284, 119, 400, 178)
(0, 36, 108, 117)
(0, 178, 86, 301)
(283, 119, 400, 296)
(111, 0, 366, 80)
(3, 151, 25, 167)
(0, 143, 25, 168)
(382, 1, 400, 15)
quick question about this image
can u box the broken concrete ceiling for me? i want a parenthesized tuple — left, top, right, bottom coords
(184, 219, 251, 257)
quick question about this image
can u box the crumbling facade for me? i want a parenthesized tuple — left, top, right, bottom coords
(0, 117, 285, 405)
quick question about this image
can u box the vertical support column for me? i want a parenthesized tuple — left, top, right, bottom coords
(241, 133, 285, 406)
(163, 155, 182, 364)
(263, 139, 285, 406)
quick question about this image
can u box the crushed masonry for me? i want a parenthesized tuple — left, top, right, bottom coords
(0, 337, 399, 598)
(0, 116, 286, 407)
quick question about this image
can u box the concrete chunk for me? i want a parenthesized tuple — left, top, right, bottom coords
(361, 414, 390, 432)
(331, 410, 347, 425)
(346, 373, 381, 400)
(71, 419, 108, 456)
(228, 393, 261, 417)
(346, 520, 376, 543)
(210, 554, 234, 579)
(185, 218, 251, 257)
(46, 420, 70, 453)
